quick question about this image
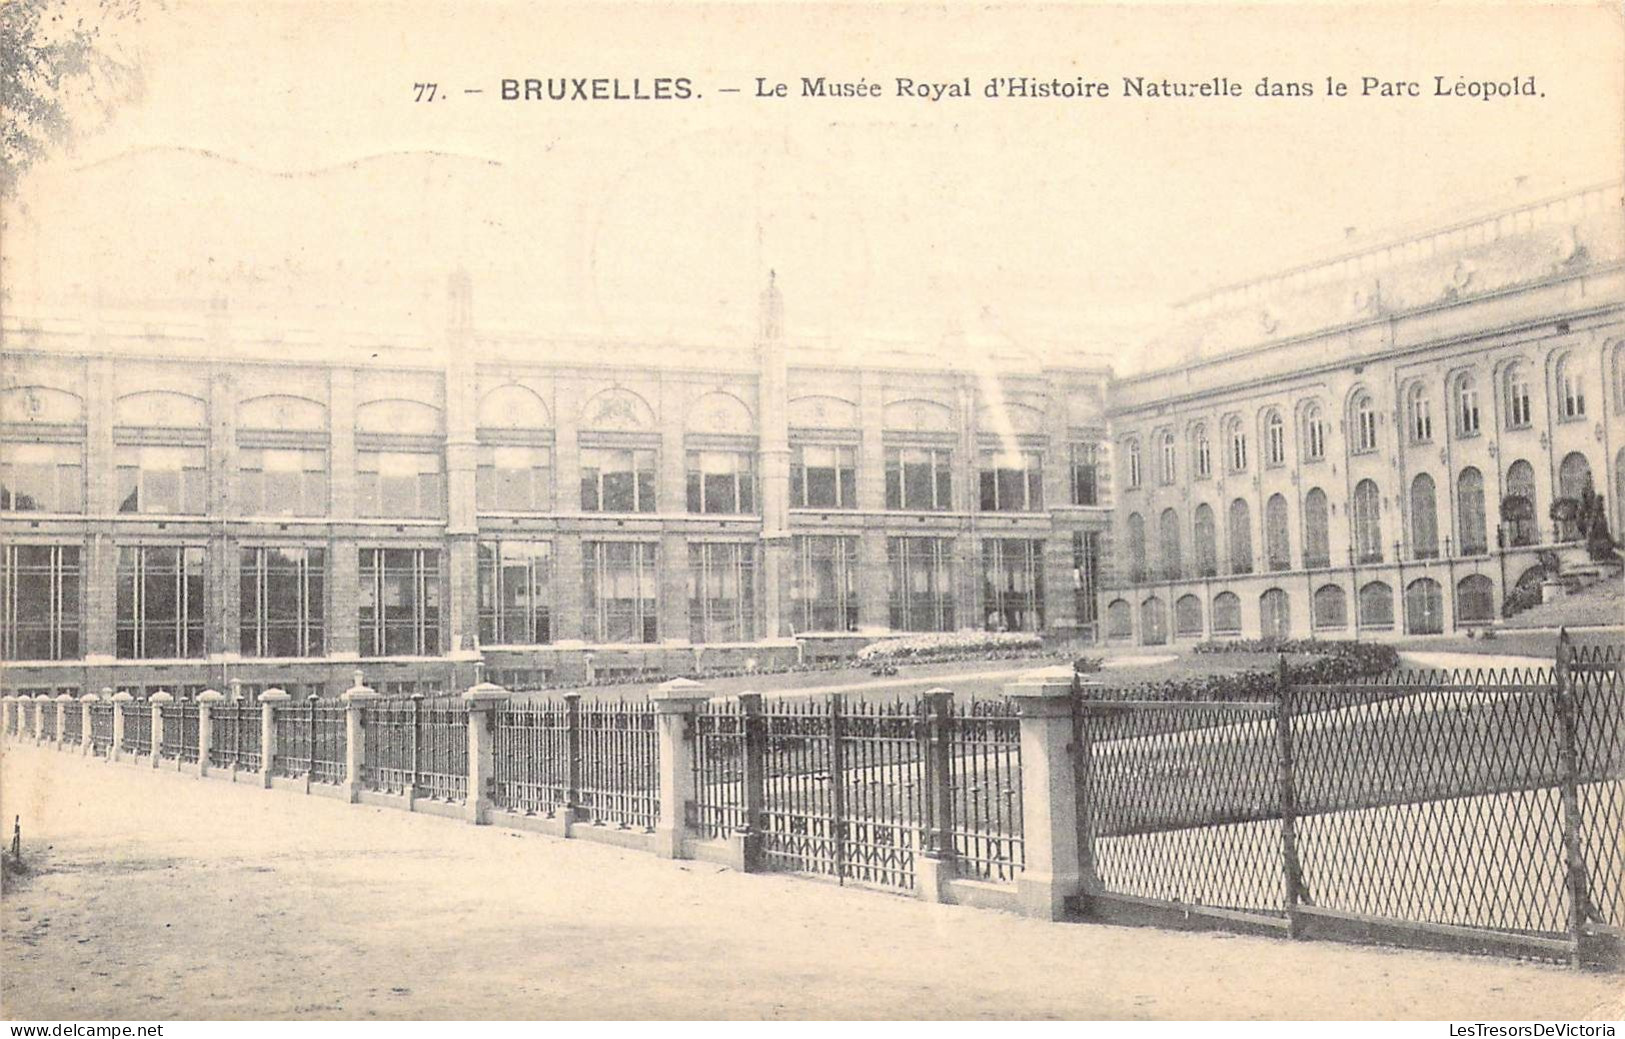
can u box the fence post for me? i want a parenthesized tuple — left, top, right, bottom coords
(1274, 656, 1307, 937)
(110, 691, 131, 762)
(407, 693, 425, 807)
(30, 694, 45, 743)
(649, 678, 710, 859)
(1552, 629, 1596, 966)
(149, 691, 171, 769)
(736, 692, 766, 871)
(341, 672, 379, 805)
(79, 693, 96, 756)
(916, 688, 957, 904)
(828, 693, 848, 881)
(564, 692, 583, 821)
(259, 688, 289, 789)
(1005, 666, 1084, 921)
(55, 694, 72, 749)
(463, 679, 510, 825)
(1, 696, 12, 740)
(197, 689, 223, 778)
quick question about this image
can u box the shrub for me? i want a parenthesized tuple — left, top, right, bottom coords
(1105, 640, 1399, 702)
(856, 630, 1043, 662)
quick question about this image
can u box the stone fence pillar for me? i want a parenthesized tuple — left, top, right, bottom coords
(1006, 666, 1087, 920)
(1, 696, 13, 740)
(463, 679, 510, 824)
(649, 677, 710, 859)
(79, 693, 97, 756)
(149, 691, 171, 769)
(340, 672, 379, 804)
(915, 687, 957, 903)
(197, 689, 223, 777)
(258, 688, 289, 788)
(110, 691, 133, 762)
(55, 693, 74, 749)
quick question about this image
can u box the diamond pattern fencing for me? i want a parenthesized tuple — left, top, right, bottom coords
(209, 702, 262, 771)
(950, 699, 1024, 882)
(272, 700, 345, 784)
(89, 701, 114, 754)
(121, 699, 151, 756)
(577, 699, 658, 831)
(1568, 643, 1623, 933)
(491, 700, 571, 818)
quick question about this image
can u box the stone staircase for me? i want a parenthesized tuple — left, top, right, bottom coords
(1502, 563, 1625, 631)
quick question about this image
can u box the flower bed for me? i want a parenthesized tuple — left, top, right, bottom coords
(856, 630, 1044, 662)
(1096, 639, 1400, 702)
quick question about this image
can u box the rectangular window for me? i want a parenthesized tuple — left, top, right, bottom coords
(790, 444, 857, 509)
(978, 450, 1043, 512)
(982, 539, 1045, 632)
(116, 545, 206, 659)
(477, 540, 552, 645)
(357, 451, 443, 519)
(580, 447, 657, 513)
(1072, 531, 1100, 627)
(238, 447, 328, 516)
(688, 543, 756, 642)
(1459, 388, 1481, 436)
(358, 548, 440, 656)
(239, 547, 325, 657)
(686, 450, 756, 514)
(791, 535, 858, 632)
(884, 447, 952, 510)
(583, 541, 658, 643)
(477, 445, 553, 513)
(1508, 376, 1532, 428)
(886, 537, 954, 632)
(1, 442, 82, 513)
(1, 545, 81, 660)
(116, 445, 207, 515)
(1069, 444, 1099, 505)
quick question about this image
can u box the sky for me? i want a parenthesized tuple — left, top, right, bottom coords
(4, 1, 1622, 372)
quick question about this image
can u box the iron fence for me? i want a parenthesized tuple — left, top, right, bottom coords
(361, 698, 468, 802)
(3, 700, 14, 735)
(577, 699, 658, 831)
(121, 700, 151, 756)
(692, 698, 749, 840)
(362, 699, 417, 795)
(61, 701, 82, 743)
(950, 699, 1024, 882)
(160, 702, 201, 763)
(1571, 642, 1623, 934)
(272, 700, 345, 783)
(209, 702, 262, 771)
(418, 700, 468, 803)
(491, 700, 572, 817)
(89, 701, 114, 754)
(39, 701, 57, 741)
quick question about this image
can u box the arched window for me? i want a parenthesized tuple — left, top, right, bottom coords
(1106, 599, 1132, 640)
(1211, 591, 1241, 635)
(1312, 584, 1347, 630)
(1457, 467, 1487, 556)
(1303, 487, 1330, 568)
(1456, 374, 1481, 436)
(1193, 425, 1212, 478)
(1140, 596, 1167, 646)
(1358, 580, 1394, 629)
(1302, 403, 1326, 461)
(1556, 354, 1586, 420)
(1504, 460, 1537, 547)
(1407, 383, 1432, 443)
(1405, 577, 1443, 635)
(1265, 493, 1291, 570)
(1505, 363, 1533, 428)
(1260, 588, 1290, 640)
(1264, 410, 1285, 467)
(1174, 594, 1203, 637)
(1228, 498, 1253, 575)
(1456, 574, 1495, 624)
(1159, 431, 1176, 484)
(1194, 503, 1217, 577)
(1410, 473, 1439, 559)
(1352, 392, 1378, 453)
(1125, 512, 1146, 583)
(1558, 452, 1594, 543)
(1158, 508, 1181, 580)
(1125, 439, 1142, 489)
(1352, 479, 1383, 562)
(1226, 416, 1248, 472)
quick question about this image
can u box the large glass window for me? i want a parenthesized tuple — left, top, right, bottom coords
(1, 545, 80, 660)
(239, 547, 324, 657)
(1159, 432, 1177, 484)
(1, 442, 82, 512)
(1073, 531, 1100, 628)
(1265, 493, 1291, 571)
(1312, 584, 1347, 630)
(477, 541, 551, 645)
(1504, 460, 1538, 547)
(1194, 427, 1212, 478)
(687, 450, 756, 514)
(978, 450, 1043, 512)
(1069, 443, 1099, 505)
(1303, 488, 1330, 569)
(1352, 394, 1379, 453)
(1228, 498, 1253, 575)
(790, 444, 857, 509)
(790, 535, 858, 632)
(116, 445, 207, 514)
(1458, 467, 1488, 556)
(1358, 580, 1394, 629)
(238, 447, 327, 516)
(1124, 439, 1141, 489)
(1506, 365, 1533, 428)
(116, 545, 205, 659)
(1457, 376, 1481, 436)
(1410, 473, 1440, 559)
(583, 541, 658, 643)
(1158, 508, 1181, 580)
(1302, 406, 1326, 461)
(357, 450, 443, 518)
(358, 548, 440, 656)
(1125, 513, 1146, 583)
(1557, 355, 1586, 420)
(1226, 420, 1248, 472)
(1352, 479, 1383, 562)
(477, 445, 552, 512)
(886, 537, 953, 632)
(884, 447, 951, 510)
(1264, 412, 1285, 467)
(1193, 503, 1217, 577)
(1211, 591, 1241, 635)
(982, 538, 1044, 633)
(1408, 384, 1433, 443)
(688, 543, 756, 643)
(580, 447, 657, 513)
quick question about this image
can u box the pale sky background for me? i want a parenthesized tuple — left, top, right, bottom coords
(3, 1, 1622, 371)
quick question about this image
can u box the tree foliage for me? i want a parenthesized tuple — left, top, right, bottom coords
(1, 0, 145, 200)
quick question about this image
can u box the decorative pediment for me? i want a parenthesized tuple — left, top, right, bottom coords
(239, 394, 326, 431)
(580, 388, 655, 432)
(1, 385, 82, 424)
(787, 394, 858, 429)
(115, 390, 206, 428)
(479, 384, 553, 429)
(356, 397, 442, 435)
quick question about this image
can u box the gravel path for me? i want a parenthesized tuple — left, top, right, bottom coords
(2, 745, 1619, 1021)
